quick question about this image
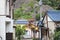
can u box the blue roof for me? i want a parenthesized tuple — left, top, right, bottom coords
(14, 20, 29, 24)
(47, 10, 60, 21)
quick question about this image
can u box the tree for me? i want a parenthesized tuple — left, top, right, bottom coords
(36, 14, 40, 21)
(14, 1, 35, 20)
(54, 31, 60, 40)
(16, 25, 25, 40)
(57, 4, 60, 10)
(36, 0, 60, 9)
(14, 0, 40, 20)
(54, 28, 60, 40)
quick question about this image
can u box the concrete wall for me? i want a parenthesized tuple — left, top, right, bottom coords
(44, 16, 55, 32)
(0, 16, 6, 40)
(6, 20, 13, 33)
(23, 28, 32, 38)
(0, 0, 6, 40)
(0, 0, 6, 15)
(6, 0, 9, 15)
(44, 15, 56, 34)
(0, 0, 14, 40)
(43, 15, 56, 40)
(48, 22, 56, 40)
(48, 22, 56, 34)
(13, 28, 16, 40)
(4, 18, 13, 40)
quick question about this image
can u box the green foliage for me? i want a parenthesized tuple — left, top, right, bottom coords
(36, 0, 60, 10)
(14, 1, 35, 20)
(14, 6, 26, 19)
(36, 0, 60, 9)
(16, 25, 25, 40)
(27, 1, 35, 8)
(33, 38, 39, 40)
(14, 0, 40, 20)
(14, 8, 32, 20)
(54, 31, 60, 40)
(36, 14, 40, 21)
(54, 28, 60, 40)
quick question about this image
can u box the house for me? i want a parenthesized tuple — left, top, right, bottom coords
(43, 10, 60, 40)
(0, 0, 16, 40)
(14, 19, 32, 38)
(14, 19, 39, 39)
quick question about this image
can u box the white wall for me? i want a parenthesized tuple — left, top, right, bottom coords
(0, 16, 6, 40)
(43, 16, 53, 27)
(6, 20, 13, 33)
(48, 16, 55, 34)
(48, 16, 53, 21)
(0, 0, 14, 40)
(13, 28, 16, 40)
(0, 0, 10, 15)
(44, 15, 55, 33)
(11, 6, 14, 19)
(43, 15, 56, 40)
(48, 22, 55, 34)
(6, 0, 9, 15)
(0, 0, 6, 15)
(23, 28, 32, 38)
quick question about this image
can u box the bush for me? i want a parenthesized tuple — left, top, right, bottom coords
(54, 28, 60, 40)
(16, 25, 26, 40)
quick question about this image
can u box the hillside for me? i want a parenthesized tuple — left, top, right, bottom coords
(14, 0, 32, 9)
(14, 0, 53, 20)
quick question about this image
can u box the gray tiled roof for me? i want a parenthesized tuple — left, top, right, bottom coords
(47, 10, 60, 21)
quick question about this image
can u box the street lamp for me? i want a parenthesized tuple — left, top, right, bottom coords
(37, 21, 44, 40)
(39, 0, 43, 40)
(39, 0, 43, 20)
(39, 0, 42, 6)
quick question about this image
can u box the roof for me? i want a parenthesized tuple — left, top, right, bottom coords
(47, 10, 60, 21)
(14, 19, 29, 24)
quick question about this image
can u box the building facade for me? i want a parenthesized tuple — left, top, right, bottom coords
(14, 19, 39, 40)
(0, 0, 16, 40)
(43, 10, 60, 40)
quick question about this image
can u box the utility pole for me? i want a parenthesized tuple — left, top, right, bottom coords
(39, 0, 42, 40)
(33, 3, 39, 39)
